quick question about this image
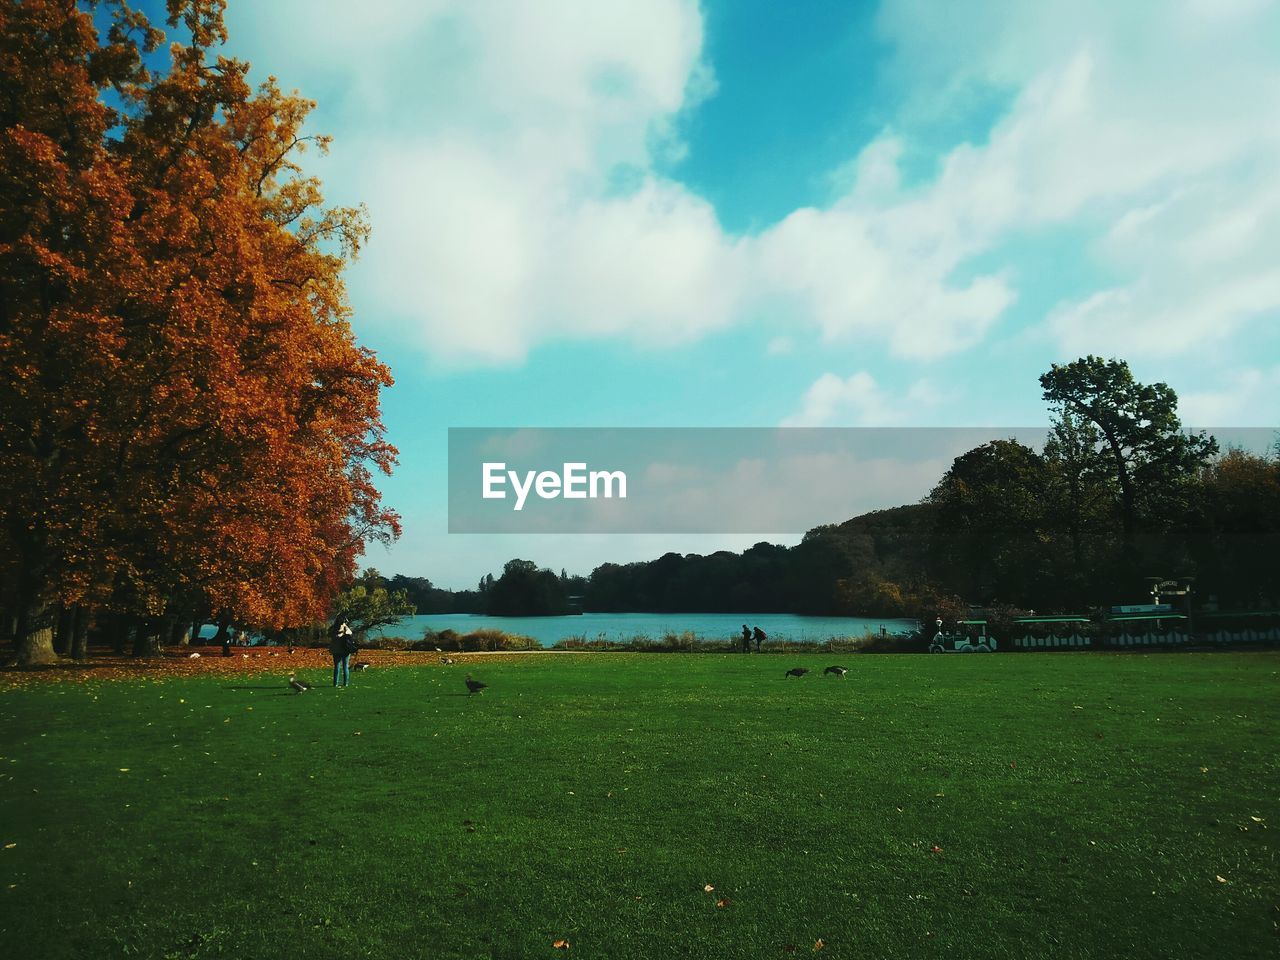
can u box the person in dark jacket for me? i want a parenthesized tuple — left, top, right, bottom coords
(741, 624, 752, 653)
(329, 615, 356, 688)
(753, 626, 766, 652)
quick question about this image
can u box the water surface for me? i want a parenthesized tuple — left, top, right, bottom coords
(374, 612, 919, 647)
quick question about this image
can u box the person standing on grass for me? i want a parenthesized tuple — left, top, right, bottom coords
(741, 624, 752, 653)
(330, 615, 356, 687)
(753, 626, 766, 652)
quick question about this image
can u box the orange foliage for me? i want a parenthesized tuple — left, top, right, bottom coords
(0, 1, 399, 660)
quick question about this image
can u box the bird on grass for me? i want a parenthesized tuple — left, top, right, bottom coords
(288, 676, 311, 692)
(823, 665, 849, 677)
(353, 662, 371, 672)
(784, 667, 809, 679)
(440, 656, 455, 665)
(465, 675, 487, 696)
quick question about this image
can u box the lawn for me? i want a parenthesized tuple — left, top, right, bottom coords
(0, 652, 1276, 959)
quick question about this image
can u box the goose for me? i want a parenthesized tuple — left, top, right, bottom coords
(352, 662, 370, 672)
(465, 675, 487, 696)
(823, 665, 849, 677)
(288, 676, 311, 693)
(784, 667, 809, 679)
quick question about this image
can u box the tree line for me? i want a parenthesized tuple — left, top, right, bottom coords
(395, 358, 1278, 621)
(0, 2, 398, 664)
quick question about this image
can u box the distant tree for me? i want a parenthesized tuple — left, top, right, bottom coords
(486, 559, 570, 616)
(781, 527, 861, 614)
(1042, 410, 1120, 605)
(332, 585, 415, 639)
(928, 440, 1053, 605)
(1040, 357, 1217, 557)
(358, 568, 387, 590)
(1186, 449, 1280, 606)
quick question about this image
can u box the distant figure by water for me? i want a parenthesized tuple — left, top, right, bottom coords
(741, 624, 751, 653)
(753, 626, 766, 652)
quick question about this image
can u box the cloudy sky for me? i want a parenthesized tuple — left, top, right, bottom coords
(196, 0, 1280, 587)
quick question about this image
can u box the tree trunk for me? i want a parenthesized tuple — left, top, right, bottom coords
(212, 613, 231, 645)
(71, 606, 90, 660)
(53, 605, 73, 656)
(132, 617, 162, 657)
(111, 613, 129, 655)
(15, 600, 58, 666)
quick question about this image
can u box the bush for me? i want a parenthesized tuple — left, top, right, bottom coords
(417, 628, 540, 652)
(845, 630, 929, 654)
(360, 635, 412, 651)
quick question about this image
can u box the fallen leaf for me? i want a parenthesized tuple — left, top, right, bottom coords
(1250, 816, 1264, 823)
(1216, 875, 1229, 884)
(704, 884, 715, 892)
(716, 898, 731, 908)
(3, 843, 15, 849)
(118, 768, 129, 772)
(813, 938, 825, 951)
(931, 845, 944, 854)
(552, 939, 570, 949)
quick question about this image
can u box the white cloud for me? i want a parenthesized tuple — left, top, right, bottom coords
(874, 0, 1280, 356)
(227, 0, 1280, 366)
(1049, 171, 1280, 355)
(781, 371, 946, 427)
(1180, 366, 1280, 425)
(765, 336, 794, 356)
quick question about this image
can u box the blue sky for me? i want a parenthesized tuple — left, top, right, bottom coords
(162, 0, 1280, 587)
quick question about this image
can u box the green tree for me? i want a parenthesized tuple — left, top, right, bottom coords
(1039, 357, 1217, 574)
(928, 440, 1053, 605)
(487, 559, 570, 616)
(1186, 449, 1280, 606)
(1041, 410, 1120, 604)
(332, 585, 415, 639)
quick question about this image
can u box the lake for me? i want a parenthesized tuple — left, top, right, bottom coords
(373, 612, 920, 647)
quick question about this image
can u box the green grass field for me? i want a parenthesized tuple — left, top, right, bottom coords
(1, 652, 1276, 959)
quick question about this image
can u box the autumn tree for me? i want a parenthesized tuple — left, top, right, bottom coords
(0, 0, 399, 664)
